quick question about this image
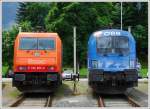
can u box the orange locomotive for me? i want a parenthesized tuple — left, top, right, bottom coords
(13, 32, 62, 92)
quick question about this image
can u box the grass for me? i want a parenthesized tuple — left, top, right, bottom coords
(139, 62, 148, 77)
(138, 57, 148, 77)
(79, 68, 88, 78)
(140, 68, 148, 77)
(2, 65, 9, 77)
(9, 89, 21, 98)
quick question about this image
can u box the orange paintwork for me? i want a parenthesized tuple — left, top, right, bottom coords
(13, 32, 62, 73)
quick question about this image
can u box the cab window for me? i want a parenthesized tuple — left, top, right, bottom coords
(19, 37, 37, 50)
(38, 38, 55, 50)
(19, 37, 55, 50)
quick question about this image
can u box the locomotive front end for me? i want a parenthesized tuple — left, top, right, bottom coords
(88, 29, 138, 94)
(13, 33, 62, 92)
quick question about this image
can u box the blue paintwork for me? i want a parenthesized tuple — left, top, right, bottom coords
(88, 29, 136, 73)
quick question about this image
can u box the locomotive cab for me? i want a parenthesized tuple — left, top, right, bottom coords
(13, 32, 62, 92)
(88, 29, 138, 94)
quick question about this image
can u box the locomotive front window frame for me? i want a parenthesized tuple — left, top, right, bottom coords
(19, 37, 55, 50)
(96, 36, 129, 55)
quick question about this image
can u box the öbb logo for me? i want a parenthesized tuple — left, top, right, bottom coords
(103, 31, 121, 36)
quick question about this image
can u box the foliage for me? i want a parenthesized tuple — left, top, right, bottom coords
(79, 68, 88, 78)
(17, 2, 51, 31)
(140, 68, 148, 78)
(2, 66, 9, 77)
(2, 26, 19, 69)
(19, 21, 32, 32)
(45, 3, 116, 66)
(122, 3, 148, 57)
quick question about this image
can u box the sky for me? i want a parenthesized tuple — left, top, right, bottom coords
(2, 2, 19, 30)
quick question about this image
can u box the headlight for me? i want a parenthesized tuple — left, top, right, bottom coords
(18, 66, 27, 71)
(91, 60, 98, 69)
(130, 60, 135, 68)
(48, 66, 55, 71)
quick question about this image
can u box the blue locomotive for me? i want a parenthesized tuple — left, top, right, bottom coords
(88, 29, 138, 94)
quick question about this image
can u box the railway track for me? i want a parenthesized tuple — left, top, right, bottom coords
(98, 94, 141, 107)
(10, 93, 53, 107)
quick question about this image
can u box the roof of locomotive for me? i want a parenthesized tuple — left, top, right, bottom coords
(91, 29, 132, 38)
(16, 32, 60, 38)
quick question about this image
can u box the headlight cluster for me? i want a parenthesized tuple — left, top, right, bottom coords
(18, 66, 27, 71)
(48, 66, 55, 71)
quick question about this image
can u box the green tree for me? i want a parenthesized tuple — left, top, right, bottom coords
(112, 2, 148, 60)
(123, 3, 148, 58)
(45, 2, 114, 67)
(19, 20, 32, 32)
(2, 26, 19, 69)
(17, 2, 50, 31)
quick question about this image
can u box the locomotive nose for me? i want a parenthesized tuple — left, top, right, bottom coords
(97, 58, 130, 72)
(14, 57, 57, 72)
(104, 60, 129, 69)
(15, 57, 56, 65)
(27, 57, 56, 65)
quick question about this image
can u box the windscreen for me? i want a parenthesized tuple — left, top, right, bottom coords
(115, 37, 128, 48)
(19, 38, 37, 50)
(97, 37, 112, 48)
(38, 38, 55, 50)
(97, 36, 129, 55)
(19, 37, 55, 50)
